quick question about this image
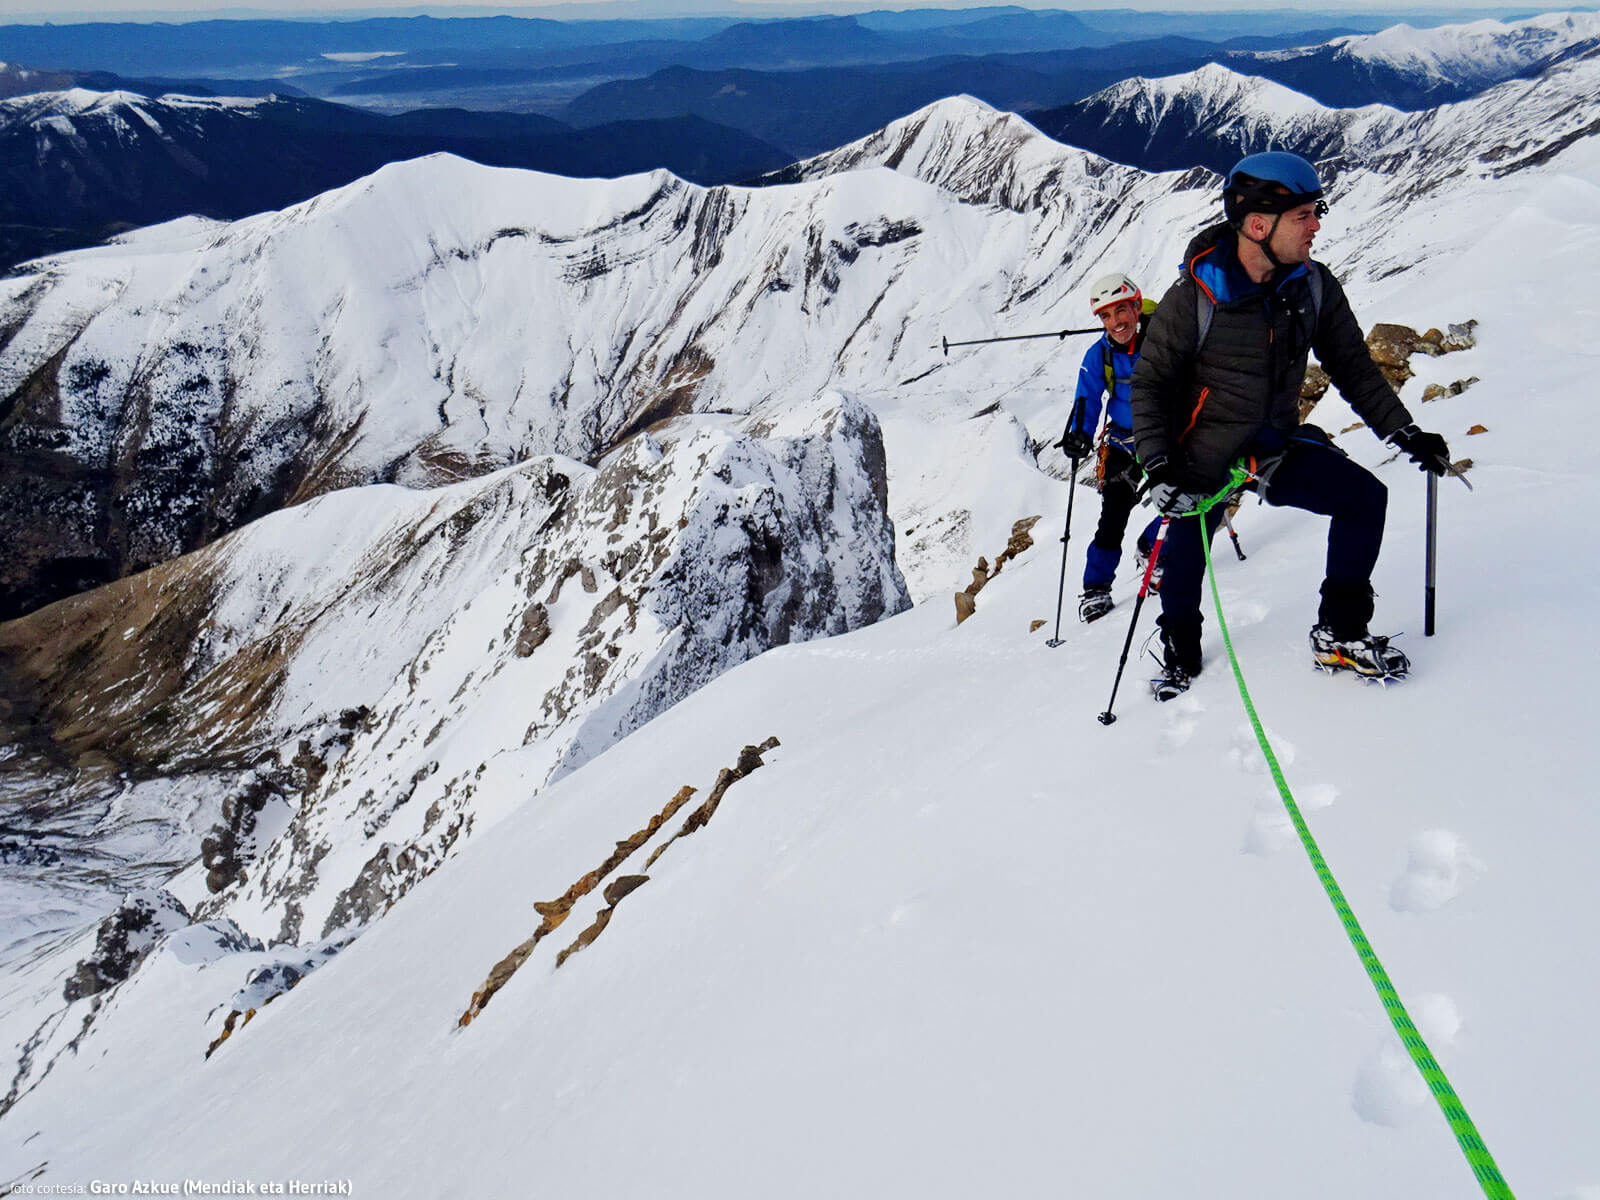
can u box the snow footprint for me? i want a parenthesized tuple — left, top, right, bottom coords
(1157, 693, 1204, 752)
(1389, 830, 1484, 913)
(1242, 783, 1337, 856)
(1228, 722, 1295, 777)
(1351, 993, 1463, 1126)
(1226, 596, 1270, 628)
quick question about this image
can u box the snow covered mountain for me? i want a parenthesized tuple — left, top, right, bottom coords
(1037, 20, 1600, 175)
(0, 117, 1173, 624)
(1, 386, 905, 956)
(2, 105, 1135, 1009)
(0, 86, 790, 270)
(1235, 8, 1600, 108)
(0, 63, 78, 99)
(1028, 46, 1600, 239)
(2, 58, 1599, 1199)
(783, 48, 1600, 292)
(1035, 62, 1393, 174)
(3, 61, 1595, 963)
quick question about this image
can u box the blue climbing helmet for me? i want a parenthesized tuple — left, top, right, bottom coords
(1223, 152, 1328, 224)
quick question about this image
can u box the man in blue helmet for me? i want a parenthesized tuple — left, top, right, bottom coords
(1059, 272, 1166, 623)
(1130, 151, 1452, 699)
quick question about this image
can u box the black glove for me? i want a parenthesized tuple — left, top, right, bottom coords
(1390, 425, 1450, 476)
(1059, 428, 1093, 460)
(1143, 456, 1210, 514)
(1141, 455, 1190, 513)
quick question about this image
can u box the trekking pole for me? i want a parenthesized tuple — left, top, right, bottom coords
(1424, 471, 1438, 637)
(1097, 516, 1170, 725)
(1045, 396, 1089, 648)
(1422, 449, 1471, 633)
(1222, 507, 1247, 561)
(940, 327, 1099, 356)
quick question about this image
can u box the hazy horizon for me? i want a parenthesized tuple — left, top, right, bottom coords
(0, 0, 1574, 25)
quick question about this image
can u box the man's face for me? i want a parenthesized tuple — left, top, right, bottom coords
(1263, 200, 1321, 264)
(1097, 297, 1140, 344)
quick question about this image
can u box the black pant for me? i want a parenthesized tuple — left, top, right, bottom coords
(1083, 446, 1157, 589)
(1157, 439, 1388, 647)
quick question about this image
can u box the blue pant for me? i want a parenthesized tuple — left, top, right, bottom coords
(1157, 439, 1388, 642)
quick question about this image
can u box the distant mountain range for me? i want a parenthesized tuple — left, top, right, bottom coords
(558, 12, 1600, 161)
(0, 7, 1532, 114)
(0, 60, 305, 101)
(1031, 11, 1600, 173)
(8, 33, 1595, 620)
(0, 90, 788, 270)
(559, 35, 1305, 160)
(1230, 9, 1600, 108)
(0, 8, 1416, 82)
(1, 9, 1594, 270)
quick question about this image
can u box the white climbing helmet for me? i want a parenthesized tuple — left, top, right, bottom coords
(1089, 272, 1141, 315)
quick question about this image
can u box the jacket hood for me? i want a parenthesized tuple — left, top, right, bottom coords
(1184, 221, 1309, 307)
(1183, 221, 1234, 266)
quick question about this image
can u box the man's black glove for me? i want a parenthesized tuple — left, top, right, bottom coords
(1059, 429, 1093, 460)
(1389, 425, 1450, 476)
(1142, 455, 1195, 513)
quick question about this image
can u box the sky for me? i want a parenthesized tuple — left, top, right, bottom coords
(0, 0, 1563, 21)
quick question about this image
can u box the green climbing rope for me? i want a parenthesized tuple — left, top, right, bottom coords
(1186, 478, 1514, 1199)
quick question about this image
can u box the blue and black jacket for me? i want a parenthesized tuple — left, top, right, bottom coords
(1067, 301, 1156, 454)
(1130, 223, 1411, 489)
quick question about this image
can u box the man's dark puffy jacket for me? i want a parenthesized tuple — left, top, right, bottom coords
(1131, 223, 1412, 490)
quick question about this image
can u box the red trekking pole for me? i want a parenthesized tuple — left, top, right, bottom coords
(1097, 516, 1170, 725)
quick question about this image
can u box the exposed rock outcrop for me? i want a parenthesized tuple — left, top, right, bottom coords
(3, 389, 904, 956)
(1422, 378, 1480, 404)
(62, 889, 190, 1003)
(514, 603, 552, 657)
(954, 516, 1041, 625)
(1360, 320, 1479, 397)
(460, 736, 779, 1026)
(455, 782, 699, 1028)
(205, 936, 348, 1058)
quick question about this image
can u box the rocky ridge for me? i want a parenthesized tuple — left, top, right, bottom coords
(2, 389, 904, 943)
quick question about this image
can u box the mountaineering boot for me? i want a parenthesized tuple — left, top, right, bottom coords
(1309, 624, 1410, 680)
(1151, 623, 1201, 701)
(1078, 585, 1114, 623)
(1151, 664, 1191, 702)
(1134, 550, 1163, 593)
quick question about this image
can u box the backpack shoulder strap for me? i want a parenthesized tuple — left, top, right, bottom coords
(1194, 288, 1215, 356)
(1193, 265, 1321, 351)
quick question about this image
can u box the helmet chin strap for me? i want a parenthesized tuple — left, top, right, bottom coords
(1238, 211, 1288, 269)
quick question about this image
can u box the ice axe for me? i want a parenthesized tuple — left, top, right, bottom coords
(1223, 507, 1247, 562)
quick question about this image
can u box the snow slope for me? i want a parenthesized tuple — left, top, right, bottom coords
(2, 189, 1596, 1190)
